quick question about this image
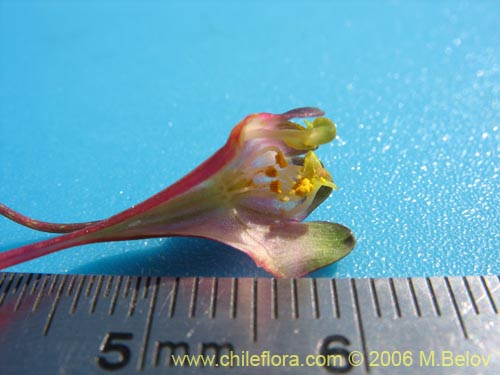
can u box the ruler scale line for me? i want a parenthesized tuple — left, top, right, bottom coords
(108, 275, 123, 316)
(425, 277, 441, 316)
(13, 274, 23, 293)
(0, 273, 14, 306)
(14, 273, 32, 312)
(480, 275, 498, 314)
(462, 276, 479, 315)
(123, 276, 132, 298)
(128, 277, 141, 316)
(47, 274, 59, 295)
(29, 274, 42, 295)
(66, 275, 76, 296)
(103, 275, 113, 298)
(271, 278, 278, 319)
(209, 277, 218, 319)
(89, 275, 104, 315)
(0, 272, 6, 290)
(137, 277, 159, 371)
(407, 277, 422, 317)
(43, 275, 67, 336)
(168, 277, 179, 318)
(351, 279, 370, 373)
(444, 276, 469, 339)
(230, 277, 237, 319)
(84, 275, 95, 298)
(330, 279, 340, 318)
(70, 276, 85, 315)
(389, 278, 402, 318)
(250, 278, 257, 342)
(142, 277, 151, 300)
(311, 278, 320, 319)
(369, 278, 381, 318)
(189, 277, 199, 318)
(32, 274, 50, 313)
(291, 279, 299, 319)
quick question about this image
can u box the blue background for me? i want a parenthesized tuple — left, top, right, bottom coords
(1, 0, 498, 278)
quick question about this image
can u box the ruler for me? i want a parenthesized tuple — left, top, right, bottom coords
(0, 273, 498, 374)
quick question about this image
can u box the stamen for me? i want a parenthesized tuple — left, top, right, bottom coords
(292, 177, 314, 197)
(236, 145, 282, 174)
(265, 166, 278, 177)
(275, 151, 288, 168)
(285, 189, 318, 218)
(269, 180, 282, 194)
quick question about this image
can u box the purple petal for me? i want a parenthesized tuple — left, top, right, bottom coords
(280, 107, 325, 119)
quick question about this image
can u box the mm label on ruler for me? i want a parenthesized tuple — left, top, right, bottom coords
(0, 273, 498, 374)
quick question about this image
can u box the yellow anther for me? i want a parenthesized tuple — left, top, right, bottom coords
(275, 150, 288, 168)
(292, 177, 314, 197)
(265, 166, 278, 178)
(269, 180, 282, 194)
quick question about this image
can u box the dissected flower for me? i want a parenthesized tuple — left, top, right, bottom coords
(0, 107, 355, 277)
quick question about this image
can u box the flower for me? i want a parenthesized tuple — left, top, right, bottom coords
(0, 107, 355, 277)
